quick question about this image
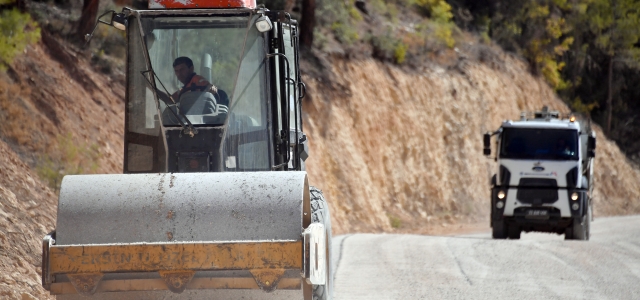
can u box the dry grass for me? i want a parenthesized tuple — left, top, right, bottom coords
(0, 80, 41, 147)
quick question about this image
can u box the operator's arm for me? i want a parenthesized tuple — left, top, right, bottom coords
(155, 88, 176, 105)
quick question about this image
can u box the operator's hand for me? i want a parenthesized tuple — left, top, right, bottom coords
(156, 89, 174, 105)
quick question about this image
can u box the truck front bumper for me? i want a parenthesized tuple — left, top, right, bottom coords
(491, 186, 588, 231)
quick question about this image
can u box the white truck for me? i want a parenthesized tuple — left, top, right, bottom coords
(483, 107, 596, 240)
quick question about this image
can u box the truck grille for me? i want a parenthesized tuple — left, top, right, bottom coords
(518, 178, 557, 187)
(516, 188, 558, 204)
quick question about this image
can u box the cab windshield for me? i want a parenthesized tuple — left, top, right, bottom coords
(499, 128, 579, 160)
(142, 14, 266, 127)
(125, 13, 271, 172)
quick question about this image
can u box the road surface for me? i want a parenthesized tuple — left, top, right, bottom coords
(332, 215, 640, 299)
(57, 215, 640, 299)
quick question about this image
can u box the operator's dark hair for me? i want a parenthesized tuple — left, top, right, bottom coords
(173, 56, 193, 68)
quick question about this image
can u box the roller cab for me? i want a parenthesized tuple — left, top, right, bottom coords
(42, 3, 332, 299)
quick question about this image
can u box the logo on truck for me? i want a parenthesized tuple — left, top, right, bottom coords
(532, 162, 545, 172)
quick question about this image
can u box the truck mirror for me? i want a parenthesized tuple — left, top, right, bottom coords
(588, 135, 596, 150)
(483, 133, 491, 156)
(587, 136, 596, 157)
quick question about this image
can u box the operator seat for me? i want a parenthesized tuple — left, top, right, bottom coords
(200, 52, 229, 110)
(201, 53, 212, 83)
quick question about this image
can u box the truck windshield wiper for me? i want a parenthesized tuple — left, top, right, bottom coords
(140, 70, 197, 137)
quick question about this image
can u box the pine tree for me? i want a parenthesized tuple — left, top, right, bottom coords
(575, 0, 640, 133)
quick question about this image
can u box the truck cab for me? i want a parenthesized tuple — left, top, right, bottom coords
(484, 107, 596, 240)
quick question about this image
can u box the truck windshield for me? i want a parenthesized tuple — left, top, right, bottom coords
(499, 128, 579, 160)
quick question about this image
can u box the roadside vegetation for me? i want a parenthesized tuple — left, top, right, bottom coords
(456, 0, 640, 163)
(261, 0, 640, 164)
(37, 133, 99, 193)
(262, 0, 461, 64)
(0, 0, 40, 71)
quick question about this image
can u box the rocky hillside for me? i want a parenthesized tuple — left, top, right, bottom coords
(0, 35, 124, 299)
(301, 49, 640, 234)
(1, 30, 640, 300)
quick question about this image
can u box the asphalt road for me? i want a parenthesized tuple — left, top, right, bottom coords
(57, 215, 640, 299)
(332, 215, 640, 300)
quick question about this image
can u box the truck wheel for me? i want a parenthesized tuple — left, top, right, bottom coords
(573, 205, 591, 241)
(309, 186, 333, 300)
(564, 227, 573, 240)
(492, 219, 507, 239)
(507, 225, 521, 240)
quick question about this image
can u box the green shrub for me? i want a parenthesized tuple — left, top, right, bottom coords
(434, 22, 455, 48)
(370, 31, 398, 61)
(388, 214, 402, 229)
(540, 55, 571, 90)
(368, 0, 388, 14)
(571, 97, 598, 115)
(37, 134, 100, 193)
(415, 0, 453, 24)
(312, 27, 329, 50)
(0, 7, 41, 71)
(416, 20, 456, 49)
(315, 0, 363, 47)
(394, 42, 408, 64)
(386, 3, 400, 23)
(349, 6, 363, 22)
(331, 22, 359, 45)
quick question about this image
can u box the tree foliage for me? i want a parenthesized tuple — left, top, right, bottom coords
(459, 0, 640, 158)
(0, 6, 40, 71)
(485, 0, 575, 90)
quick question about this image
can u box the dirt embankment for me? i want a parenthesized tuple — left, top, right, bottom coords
(301, 53, 640, 235)
(0, 37, 124, 299)
(0, 142, 55, 300)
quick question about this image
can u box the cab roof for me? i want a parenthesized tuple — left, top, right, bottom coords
(501, 119, 581, 131)
(149, 0, 256, 9)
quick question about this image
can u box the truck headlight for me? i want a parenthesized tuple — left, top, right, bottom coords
(571, 192, 579, 201)
(497, 190, 506, 200)
(572, 203, 580, 210)
(496, 201, 504, 209)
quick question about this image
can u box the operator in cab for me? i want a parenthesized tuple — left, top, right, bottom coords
(160, 56, 231, 125)
(171, 56, 216, 100)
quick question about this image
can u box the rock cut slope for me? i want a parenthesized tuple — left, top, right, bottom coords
(302, 51, 640, 234)
(0, 141, 55, 300)
(0, 36, 125, 299)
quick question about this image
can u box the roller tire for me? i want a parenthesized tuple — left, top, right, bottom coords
(309, 186, 333, 300)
